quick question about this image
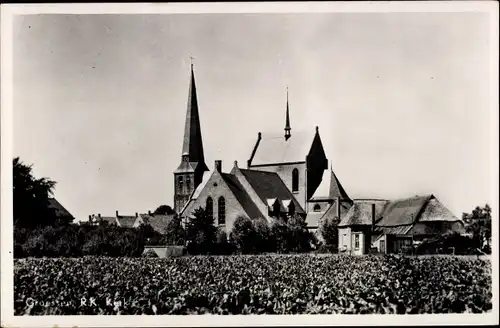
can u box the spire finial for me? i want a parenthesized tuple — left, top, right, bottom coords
(284, 86, 291, 140)
(190, 56, 195, 68)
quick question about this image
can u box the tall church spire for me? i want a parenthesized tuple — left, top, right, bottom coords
(174, 61, 208, 214)
(181, 62, 206, 166)
(284, 86, 291, 141)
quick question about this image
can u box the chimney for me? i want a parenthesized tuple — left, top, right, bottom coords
(98, 213, 101, 218)
(371, 203, 376, 232)
(88, 215, 92, 223)
(148, 210, 151, 216)
(115, 210, 119, 217)
(135, 212, 138, 218)
(215, 160, 222, 173)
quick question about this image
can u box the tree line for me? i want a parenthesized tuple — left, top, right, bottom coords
(12, 157, 492, 257)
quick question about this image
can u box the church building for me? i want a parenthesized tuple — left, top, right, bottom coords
(174, 64, 465, 253)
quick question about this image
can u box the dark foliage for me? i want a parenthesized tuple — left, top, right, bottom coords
(14, 255, 492, 315)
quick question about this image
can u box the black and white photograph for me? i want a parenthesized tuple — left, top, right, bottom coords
(1, 2, 498, 327)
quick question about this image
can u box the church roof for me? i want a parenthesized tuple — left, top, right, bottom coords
(221, 173, 265, 219)
(179, 64, 208, 171)
(310, 164, 351, 201)
(248, 129, 316, 166)
(239, 168, 305, 214)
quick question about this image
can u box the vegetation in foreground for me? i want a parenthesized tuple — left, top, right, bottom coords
(14, 254, 492, 315)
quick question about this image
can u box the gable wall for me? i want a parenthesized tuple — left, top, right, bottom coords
(180, 171, 253, 234)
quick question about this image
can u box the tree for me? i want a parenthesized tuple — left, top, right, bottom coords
(185, 207, 217, 255)
(163, 215, 185, 245)
(253, 218, 273, 253)
(230, 216, 257, 254)
(319, 216, 340, 252)
(13, 157, 57, 229)
(286, 215, 314, 253)
(153, 205, 176, 215)
(463, 204, 492, 251)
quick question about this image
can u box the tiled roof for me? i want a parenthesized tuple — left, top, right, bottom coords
(376, 195, 431, 227)
(249, 130, 315, 166)
(418, 197, 459, 222)
(99, 216, 118, 225)
(138, 214, 174, 235)
(48, 198, 74, 219)
(221, 173, 265, 220)
(305, 211, 326, 229)
(338, 200, 388, 227)
(239, 168, 305, 214)
(117, 216, 137, 228)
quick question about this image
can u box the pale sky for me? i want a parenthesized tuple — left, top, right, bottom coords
(13, 12, 493, 222)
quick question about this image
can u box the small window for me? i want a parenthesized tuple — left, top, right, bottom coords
(354, 234, 360, 249)
(313, 204, 321, 212)
(218, 197, 226, 225)
(292, 168, 299, 192)
(288, 202, 295, 216)
(206, 197, 213, 220)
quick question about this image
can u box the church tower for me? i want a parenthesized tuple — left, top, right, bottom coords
(174, 63, 209, 213)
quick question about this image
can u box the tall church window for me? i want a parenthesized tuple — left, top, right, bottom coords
(292, 168, 299, 192)
(206, 197, 213, 220)
(218, 197, 226, 225)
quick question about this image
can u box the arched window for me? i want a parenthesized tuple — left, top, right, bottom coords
(218, 197, 226, 225)
(206, 197, 213, 220)
(313, 204, 321, 212)
(177, 176, 184, 189)
(292, 168, 299, 192)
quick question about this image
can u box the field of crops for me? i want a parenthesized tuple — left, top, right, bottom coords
(14, 254, 492, 315)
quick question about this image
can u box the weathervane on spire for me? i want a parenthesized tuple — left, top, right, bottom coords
(284, 86, 291, 141)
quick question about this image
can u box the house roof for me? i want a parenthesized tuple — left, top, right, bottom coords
(117, 216, 137, 228)
(99, 216, 118, 225)
(248, 130, 316, 166)
(339, 195, 463, 238)
(418, 197, 459, 222)
(338, 199, 388, 227)
(138, 214, 174, 234)
(221, 173, 265, 220)
(48, 198, 74, 219)
(239, 168, 305, 214)
(376, 195, 431, 227)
